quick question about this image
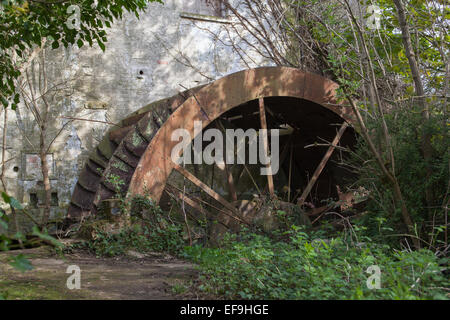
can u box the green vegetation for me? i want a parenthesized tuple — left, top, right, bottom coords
(81, 223, 185, 257)
(183, 227, 448, 300)
(74, 162, 449, 300)
(0, 192, 63, 299)
(0, 278, 90, 300)
(349, 108, 449, 248)
(79, 196, 185, 257)
(77, 196, 448, 300)
(0, 192, 32, 299)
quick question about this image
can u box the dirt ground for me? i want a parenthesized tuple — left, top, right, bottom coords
(0, 245, 200, 300)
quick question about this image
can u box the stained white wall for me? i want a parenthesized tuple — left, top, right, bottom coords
(0, 0, 268, 217)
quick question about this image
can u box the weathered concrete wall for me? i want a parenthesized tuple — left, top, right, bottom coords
(0, 0, 268, 220)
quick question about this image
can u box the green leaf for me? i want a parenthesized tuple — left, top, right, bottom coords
(13, 232, 25, 242)
(77, 39, 83, 48)
(0, 218, 8, 230)
(1, 192, 23, 210)
(9, 254, 33, 272)
(0, 96, 8, 108)
(32, 226, 64, 248)
(9, 196, 23, 210)
(97, 39, 105, 52)
(1, 192, 11, 204)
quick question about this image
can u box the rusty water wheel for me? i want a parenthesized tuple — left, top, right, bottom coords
(67, 67, 358, 237)
(158, 98, 355, 242)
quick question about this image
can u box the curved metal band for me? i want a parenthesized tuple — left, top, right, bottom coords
(128, 66, 356, 202)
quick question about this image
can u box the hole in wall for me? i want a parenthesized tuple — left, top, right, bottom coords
(28, 191, 59, 208)
(51, 192, 59, 207)
(30, 193, 38, 208)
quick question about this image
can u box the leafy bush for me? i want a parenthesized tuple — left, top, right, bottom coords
(348, 108, 448, 248)
(1, 192, 63, 299)
(83, 223, 186, 257)
(84, 197, 186, 257)
(183, 226, 449, 300)
(1, 193, 31, 299)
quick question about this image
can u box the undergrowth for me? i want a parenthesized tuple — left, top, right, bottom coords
(82, 223, 185, 257)
(182, 226, 449, 300)
(81, 200, 449, 300)
(79, 173, 449, 300)
(79, 195, 186, 257)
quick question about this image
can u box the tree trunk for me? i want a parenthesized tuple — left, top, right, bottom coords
(393, 0, 434, 221)
(39, 128, 51, 227)
(1, 108, 8, 190)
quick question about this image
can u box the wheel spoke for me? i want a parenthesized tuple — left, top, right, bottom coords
(165, 184, 217, 223)
(258, 98, 275, 198)
(224, 163, 238, 201)
(288, 142, 293, 202)
(166, 183, 248, 226)
(173, 163, 239, 215)
(216, 120, 238, 202)
(297, 122, 349, 207)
